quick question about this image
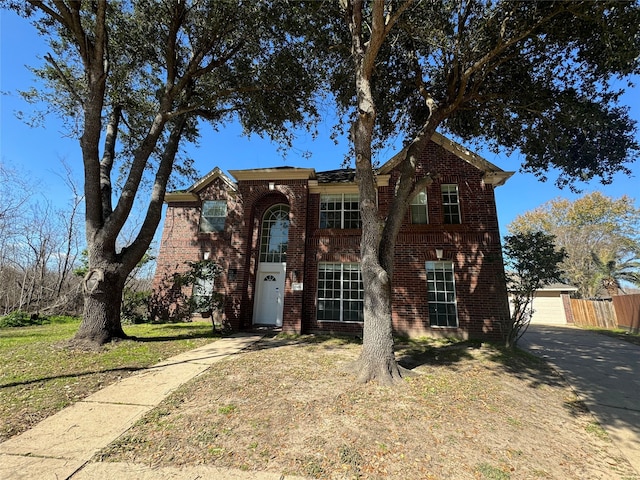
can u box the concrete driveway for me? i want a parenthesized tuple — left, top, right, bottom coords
(520, 324, 640, 474)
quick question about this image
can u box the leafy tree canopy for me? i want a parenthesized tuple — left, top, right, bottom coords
(9, 0, 323, 188)
(1, 0, 329, 344)
(325, 0, 640, 187)
(508, 192, 640, 297)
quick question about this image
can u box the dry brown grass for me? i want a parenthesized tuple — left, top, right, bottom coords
(96, 335, 638, 480)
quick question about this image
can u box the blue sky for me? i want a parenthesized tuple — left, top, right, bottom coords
(2, 9, 639, 238)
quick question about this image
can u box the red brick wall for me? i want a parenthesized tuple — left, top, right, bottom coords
(152, 140, 510, 340)
(303, 187, 362, 335)
(300, 142, 509, 339)
(231, 180, 309, 333)
(151, 176, 244, 325)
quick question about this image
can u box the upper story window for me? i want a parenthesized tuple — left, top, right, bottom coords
(410, 189, 428, 224)
(259, 204, 290, 263)
(200, 200, 227, 232)
(320, 193, 361, 229)
(441, 184, 461, 224)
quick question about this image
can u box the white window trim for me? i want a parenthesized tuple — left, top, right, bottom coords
(259, 204, 290, 263)
(441, 184, 461, 225)
(200, 200, 227, 233)
(319, 193, 361, 229)
(425, 261, 459, 328)
(410, 188, 429, 224)
(317, 262, 364, 322)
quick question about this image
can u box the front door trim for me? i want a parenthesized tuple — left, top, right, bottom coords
(253, 262, 286, 326)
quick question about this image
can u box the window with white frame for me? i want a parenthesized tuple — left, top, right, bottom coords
(441, 184, 461, 224)
(319, 193, 361, 229)
(425, 261, 458, 327)
(192, 276, 214, 312)
(259, 204, 289, 263)
(410, 188, 428, 224)
(317, 263, 364, 321)
(200, 200, 227, 232)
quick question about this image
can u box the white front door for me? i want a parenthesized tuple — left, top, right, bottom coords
(253, 265, 286, 326)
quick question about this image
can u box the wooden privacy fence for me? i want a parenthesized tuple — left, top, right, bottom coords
(613, 294, 640, 334)
(570, 294, 640, 333)
(570, 298, 617, 329)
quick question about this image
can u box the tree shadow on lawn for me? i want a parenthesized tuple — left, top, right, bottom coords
(2, 326, 221, 389)
(243, 334, 488, 369)
(489, 346, 609, 421)
(486, 344, 569, 390)
(395, 337, 479, 369)
(0, 365, 144, 389)
(244, 332, 362, 352)
(241, 333, 481, 370)
(126, 323, 222, 342)
(395, 337, 569, 392)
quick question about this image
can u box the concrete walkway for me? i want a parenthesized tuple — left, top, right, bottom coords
(0, 333, 305, 480)
(520, 324, 640, 474)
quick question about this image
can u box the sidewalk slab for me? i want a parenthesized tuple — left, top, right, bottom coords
(0, 401, 149, 459)
(157, 334, 261, 365)
(0, 454, 81, 480)
(0, 333, 263, 480)
(85, 361, 210, 405)
(73, 461, 308, 479)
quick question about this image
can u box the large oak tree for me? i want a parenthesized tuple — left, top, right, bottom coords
(330, 0, 640, 384)
(4, 0, 323, 345)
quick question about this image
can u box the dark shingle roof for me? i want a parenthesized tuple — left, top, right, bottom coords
(315, 168, 356, 183)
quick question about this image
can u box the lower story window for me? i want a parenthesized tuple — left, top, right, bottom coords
(426, 261, 458, 327)
(192, 277, 214, 313)
(317, 263, 363, 322)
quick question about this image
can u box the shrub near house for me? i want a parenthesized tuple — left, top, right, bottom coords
(152, 133, 513, 339)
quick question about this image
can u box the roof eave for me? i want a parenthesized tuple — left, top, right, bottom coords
(483, 171, 515, 187)
(164, 192, 199, 202)
(229, 168, 316, 181)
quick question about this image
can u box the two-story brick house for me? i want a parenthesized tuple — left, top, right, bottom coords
(151, 132, 514, 339)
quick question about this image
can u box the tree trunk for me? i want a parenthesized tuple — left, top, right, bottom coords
(351, 261, 407, 385)
(343, 0, 409, 385)
(74, 266, 127, 345)
(604, 278, 619, 297)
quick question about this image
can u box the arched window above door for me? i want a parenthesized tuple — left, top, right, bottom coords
(259, 204, 290, 263)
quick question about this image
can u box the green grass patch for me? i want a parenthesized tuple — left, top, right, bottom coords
(0, 319, 220, 441)
(218, 404, 238, 415)
(581, 327, 640, 347)
(585, 421, 610, 441)
(0, 311, 79, 328)
(476, 462, 511, 479)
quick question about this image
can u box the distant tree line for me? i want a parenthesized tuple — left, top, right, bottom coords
(0, 161, 154, 321)
(508, 192, 640, 299)
(0, 162, 84, 317)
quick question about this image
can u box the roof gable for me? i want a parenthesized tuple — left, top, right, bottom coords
(165, 166, 236, 202)
(379, 132, 514, 186)
(189, 166, 237, 193)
